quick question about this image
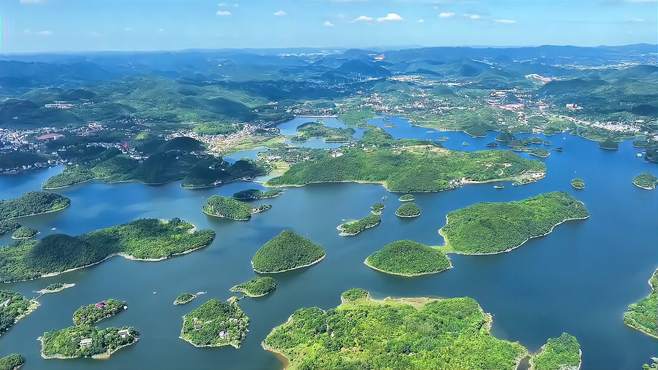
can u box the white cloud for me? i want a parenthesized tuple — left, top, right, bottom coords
(216, 9, 232, 16)
(24, 29, 52, 36)
(439, 12, 455, 18)
(494, 19, 516, 24)
(377, 13, 403, 22)
(465, 13, 481, 20)
(323, 20, 335, 27)
(417, 18, 425, 23)
(274, 10, 287, 16)
(123, 27, 133, 32)
(353, 15, 374, 22)
(19, 0, 46, 4)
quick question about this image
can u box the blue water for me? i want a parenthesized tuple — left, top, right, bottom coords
(0, 117, 656, 370)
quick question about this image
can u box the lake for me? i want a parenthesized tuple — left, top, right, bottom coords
(0, 116, 656, 370)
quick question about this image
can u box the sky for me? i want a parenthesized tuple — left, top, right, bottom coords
(1, 0, 657, 53)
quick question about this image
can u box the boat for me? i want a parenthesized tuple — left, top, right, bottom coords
(493, 185, 505, 189)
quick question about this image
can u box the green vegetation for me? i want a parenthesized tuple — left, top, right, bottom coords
(624, 269, 658, 338)
(42, 166, 95, 189)
(293, 121, 355, 142)
(371, 202, 385, 215)
(38, 283, 74, 294)
(232, 188, 283, 201)
(340, 288, 369, 302)
(633, 173, 658, 190)
(440, 192, 589, 255)
(10, 226, 37, 240)
(174, 293, 197, 305)
(338, 213, 381, 236)
(263, 290, 528, 369)
(599, 138, 619, 151)
(0, 221, 21, 237)
(0, 192, 70, 222)
(644, 358, 658, 370)
(40, 326, 139, 359)
(571, 178, 586, 190)
(339, 108, 376, 126)
(268, 145, 545, 193)
(399, 194, 415, 202)
(0, 290, 39, 336)
(203, 196, 259, 221)
(0, 354, 24, 370)
(251, 230, 325, 273)
(365, 240, 452, 277)
(72, 299, 127, 326)
(230, 276, 277, 297)
(180, 298, 249, 348)
(395, 202, 422, 218)
(530, 333, 581, 370)
(0, 218, 215, 282)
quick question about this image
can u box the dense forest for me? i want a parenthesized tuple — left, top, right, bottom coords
(230, 276, 277, 298)
(0, 192, 70, 222)
(624, 269, 658, 338)
(203, 196, 255, 221)
(365, 240, 452, 277)
(251, 230, 325, 273)
(180, 298, 249, 348)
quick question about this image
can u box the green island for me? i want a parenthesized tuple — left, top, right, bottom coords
(251, 230, 325, 273)
(0, 192, 70, 222)
(633, 173, 658, 190)
(267, 145, 545, 193)
(399, 194, 415, 202)
(0, 354, 24, 370)
(570, 178, 586, 190)
(230, 276, 277, 297)
(624, 268, 658, 339)
(293, 121, 355, 143)
(371, 202, 385, 215)
(395, 202, 422, 218)
(337, 213, 381, 236)
(40, 326, 139, 360)
(439, 192, 589, 255)
(233, 188, 283, 201)
(203, 195, 269, 221)
(529, 333, 582, 370)
(72, 299, 127, 326)
(10, 226, 37, 240)
(37, 283, 75, 295)
(364, 240, 452, 277)
(0, 290, 39, 336)
(180, 298, 249, 348)
(263, 289, 529, 369)
(0, 221, 21, 237)
(174, 293, 197, 305)
(0, 218, 215, 283)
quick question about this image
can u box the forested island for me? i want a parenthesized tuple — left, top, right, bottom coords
(292, 121, 355, 143)
(337, 213, 381, 236)
(174, 293, 197, 305)
(251, 231, 325, 273)
(72, 299, 127, 326)
(203, 196, 269, 221)
(529, 333, 582, 370)
(0, 290, 39, 336)
(37, 283, 75, 295)
(570, 178, 586, 190)
(371, 202, 385, 215)
(624, 269, 658, 338)
(232, 189, 283, 201)
(180, 298, 249, 348)
(263, 289, 529, 369)
(10, 227, 37, 240)
(0, 354, 24, 370)
(230, 276, 277, 297)
(40, 326, 139, 360)
(633, 173, 658, 190)
(440, 192, 589, 255)
(395, 202, 422, 218)
(0, 192, 70, 222)
(364, 240, 452, 277)
(398, 194, 415, 202)
(0, 218, 215, 282)
(267, 145, 545, 193)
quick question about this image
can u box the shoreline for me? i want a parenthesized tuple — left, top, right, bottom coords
(528, 347, 582, 370)
(363, 258, 453, 277)
(337, 220, 380, 237)
(40, 336, 139, 360)
(36, 283, 75, 295)
(6, 203, 71, 222)
(202, 208, 251, 222)
(633, 181, 656, 191)
(229, 286, 272, 298)
(179, 330, 241, 349)
(252, 254, 326, 274)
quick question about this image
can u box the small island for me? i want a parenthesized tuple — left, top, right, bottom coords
(203, 195, 269, 221)
(0, 354, 24, 370)
(633, 173, 658, 190)
(364, 240, 452, 277)
(370, 202, 385, 215)
(398, 194, 415, 202)
(40, 326, 139, 360)
(263, 290, 529, 369)
(10, 226, 37, 240)
(0, 290, 39, 336)
(624, 268, 657, 338)
(570, 178, 585, 190)
(395, 202, 422, 218)
(73, 299, 127, 326)
(233, 189, 283, 201)
(180, 298, 249, 348)
(251, 230, 325, 273)
(440, 192, 589, 255)
(174, 293, 198, 306)
(0, 218, 215, 283)
(337, 213, 381, 236)
(599, 138, 619, 151)
(230, 276, 277, 297)
(292, 121, 355, 143)
(37, 283, 75, 295)
(529, 333, 582, 370)
(0, 192, 70, 222)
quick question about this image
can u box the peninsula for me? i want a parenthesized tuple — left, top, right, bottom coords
(0, 290, 39, 336)
(624, 269, 658, 338)
(529, 333, 582, 370)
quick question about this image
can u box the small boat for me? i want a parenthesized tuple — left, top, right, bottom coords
(554, 147, 563, 152)
(493, 185, 505, 190)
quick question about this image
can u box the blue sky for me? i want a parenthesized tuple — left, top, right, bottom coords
(1, 0, 657, 53)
